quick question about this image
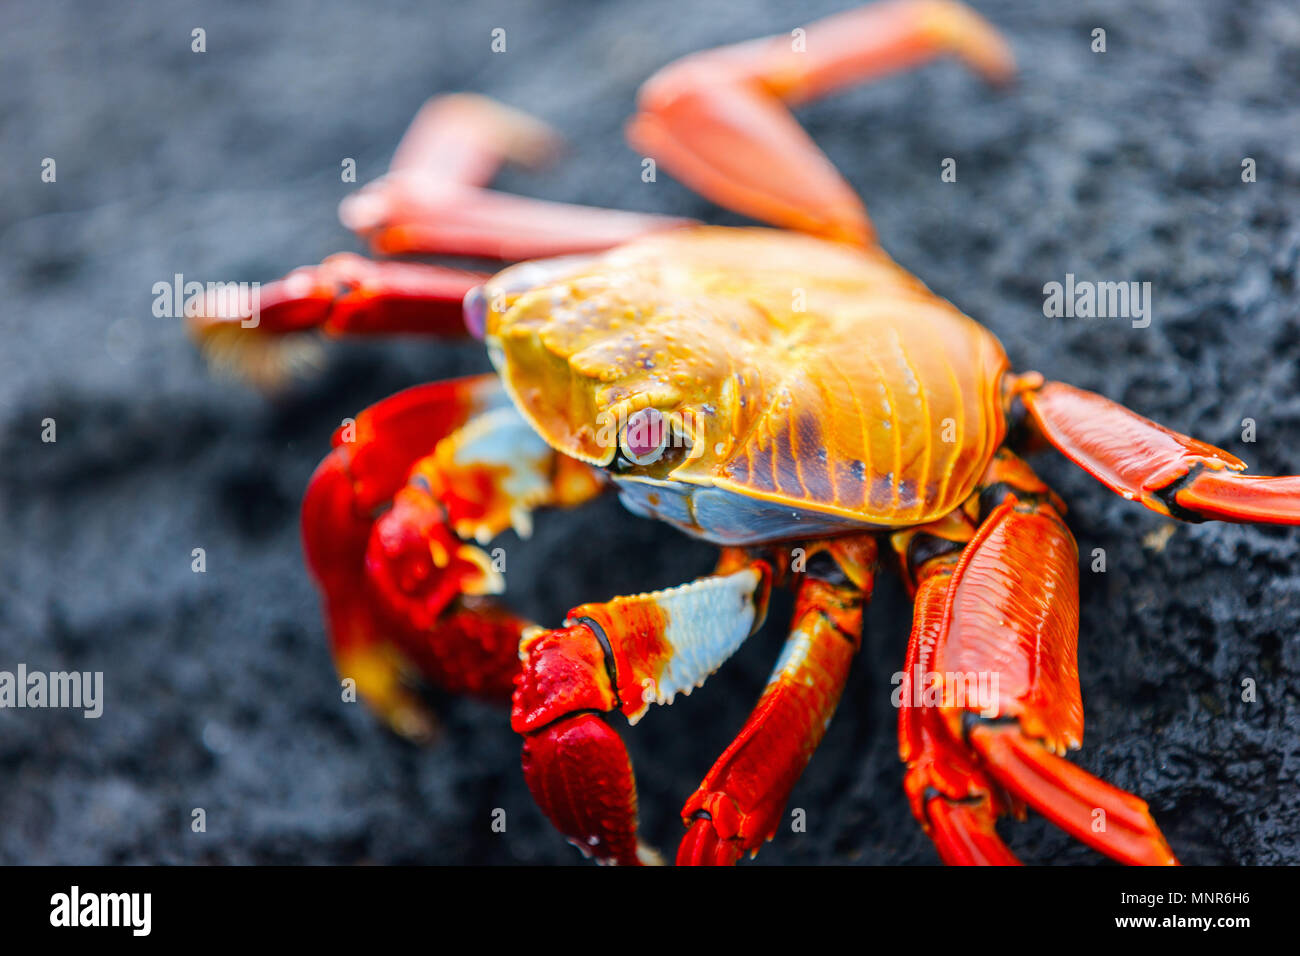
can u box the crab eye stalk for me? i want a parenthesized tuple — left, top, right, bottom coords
(462, 285, 487, 340)
(619, 407, 669, 465)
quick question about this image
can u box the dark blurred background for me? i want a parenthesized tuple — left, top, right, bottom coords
(2, 0, 1298, 864)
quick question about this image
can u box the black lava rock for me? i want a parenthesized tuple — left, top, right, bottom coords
(2, 0, 1297, 864)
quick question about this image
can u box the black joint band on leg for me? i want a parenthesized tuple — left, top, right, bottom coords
(906, 533, 964, 581)
(576, 616, 623, 710)
(921, 786, 984, 813)
(803, 549, 850, 587)
(960, 710, 1019, 744)
(1153, 464, 1209, 523)
(1003, 393, 1038, 453)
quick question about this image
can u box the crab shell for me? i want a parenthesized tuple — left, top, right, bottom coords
(481, 227, 1009, 544)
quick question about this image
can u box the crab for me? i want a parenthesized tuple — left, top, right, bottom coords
(192, 1, 1300, 866)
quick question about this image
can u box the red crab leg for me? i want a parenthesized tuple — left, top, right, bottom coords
(303, 375, 603, 739)
(899, 479, 1178, 865)
(341, 93, 693, 259)
(899, 547, 1022, 865)
(1017, 377, 1300, 525)
(627, 0, 1015, 244)
(678, 538, 875, 865)
(189, 253, 489, 388)
(513, 551, 773, 865)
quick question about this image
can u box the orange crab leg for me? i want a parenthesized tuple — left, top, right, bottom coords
(513, 552, 773, 865)
(385, 93, 561, 190)
(303, 375, 603, 739)
(340, 93, 693, 259)
(347, 183, 697, 261)
(627, 0, 1015, 244)
(678, 539, 875, 865)
(899, 481, 1177, 865)
(967, 723, 1179, 867)
(1018, 377, 1300, 525)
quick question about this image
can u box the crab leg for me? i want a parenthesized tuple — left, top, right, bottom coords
(678, 538, 876, 865)
(189, 253, 490, 388)
(1018, 377, 1300, 525)
(627, 0, 1016, 244)
(513, 551, 773, 864)
(303, 375, 603, 740)
(192, 92, 697, 386)
(346, 181, 696, 261)
(340, 93, 693, 259)
(898, 479, 1177, 865)
(386, 93, 563, 191)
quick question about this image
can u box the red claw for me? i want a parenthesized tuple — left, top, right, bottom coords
(364, 483, 495, 633)
(521, 714, 650, 866)
(298, 376, 537, 734)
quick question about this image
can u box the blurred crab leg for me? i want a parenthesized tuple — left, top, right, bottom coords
(899, 489, 1178, 865)
(188, 253, 490, 388)
(302, 377, 603, 739)
(678, 540, 874, 865)
(627, 0, 1015, 244)
(340, 94, 694, 259)
(1019, 377, 1300, 525)
(513, 552, 773, 865)
(387, 93, 565, 189)
(195, 254, 487, 335)
(351, 185, 698, 260)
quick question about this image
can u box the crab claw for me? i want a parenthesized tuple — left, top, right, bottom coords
(513, 622, 645, 864)
(300, 377, 545, 737)
(520, 711, 661, 866)
(365, 483, 504, 634)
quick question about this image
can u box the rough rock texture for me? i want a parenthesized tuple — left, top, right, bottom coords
(1, 0, 1297, 864)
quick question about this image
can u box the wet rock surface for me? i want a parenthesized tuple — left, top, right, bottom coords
(1, 0, 1297, 863)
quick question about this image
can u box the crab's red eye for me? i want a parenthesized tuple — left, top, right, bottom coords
(620, 408, 668, 465)
(463, 285, 487, 340)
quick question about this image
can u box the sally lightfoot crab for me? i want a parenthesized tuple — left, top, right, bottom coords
(193, 1, 1300, 865)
